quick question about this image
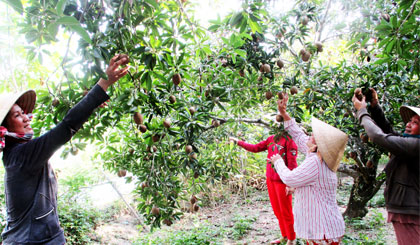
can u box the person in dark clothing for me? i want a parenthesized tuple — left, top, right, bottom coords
(352, 88, 420, 245)
(0, 54, 129, 244)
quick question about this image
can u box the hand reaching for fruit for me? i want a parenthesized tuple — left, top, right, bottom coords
(98, 54, 130, 91)
(352, 92, 367, 111)
(229, 137, 239, 144)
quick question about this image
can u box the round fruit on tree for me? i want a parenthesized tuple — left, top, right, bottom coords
(315, 42, 323, 52)
(277, 91, 284, 100)
(185, 145, 193, 153)
(348, 151, 357, 160)
(193, 204, 199, 212)
(276, 114, 284, 122)
(152, 134, 161, 142)
(117, 169, 127, 177)
(70, 146, 78, 156)
(190, 195, 197, 204)
(151, 206, 160, 215)
(169, 95, 176, 104)
(172, 73, 182, 86)
(265, 91, 273, 100)
(133, 112, 143, 125)
(354, 88, 363, 101)
(190, 152, 197, 160)
(301, 51, 311, 62)
(140, 181, 149, 189)
(139, 124, 147, 133)
(163, 119, 171, 128)
(262, 64, 271, 73)
(163, 219, 173, 226)
(276, 59, 284, 69)
(52, 98, 60, 107)
(189, 106, 196, 116)
(290, 86, 298, 95)
(300, 15, 309, 25)
(212, 119, 220, 127)
(366, 160, 373, 168)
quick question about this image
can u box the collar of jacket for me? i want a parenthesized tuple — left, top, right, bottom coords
(402, 133, 420, 138)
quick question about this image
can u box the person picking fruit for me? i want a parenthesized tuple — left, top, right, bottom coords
(229, 122, 298, 245)
(270, 93, 347, 245)
(352, 88, 420, 245)
(0, 54, 129, 244)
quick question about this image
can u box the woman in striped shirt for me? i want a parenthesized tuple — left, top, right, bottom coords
(270, 94, 348, 244)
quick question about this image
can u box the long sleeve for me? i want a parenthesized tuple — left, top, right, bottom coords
(285, 137, 298, 170)
(12, 84, 110, 172)
(274, 153, 319, 188)
(237, 138, 268, 153)
(283, 119, 310, 155)
(368, 105, 398, 135)
(357, 108, 420, 158)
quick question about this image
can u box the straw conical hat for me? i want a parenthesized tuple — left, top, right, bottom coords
(400, 105, 420, 124)
(0, 90, 36, 125)
(311, 117, 348, 172)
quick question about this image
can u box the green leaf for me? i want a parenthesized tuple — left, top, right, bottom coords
(3, 0, 23, 14)
(56, 16, 92, 44)
(230, 12, 243, 27)
(234, 49, 246, 58)
(56, 0, 67, 16)
(201, 46, 212, 55)
(47, 22, 59, 39)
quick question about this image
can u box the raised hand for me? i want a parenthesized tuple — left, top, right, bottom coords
(229, 136, 239, 144)
(352, 93, 367, 111)
(98, 54, 130, 91)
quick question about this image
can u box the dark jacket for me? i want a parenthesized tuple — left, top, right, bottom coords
(357, 106, 420, 216)
(1, 84, 109, 244)
(237, 135, 298, 182)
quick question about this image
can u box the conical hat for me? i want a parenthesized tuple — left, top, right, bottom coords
(311, 117, 348, 172)
(400, 105, 420, 124)
(0, 90, 36, 125)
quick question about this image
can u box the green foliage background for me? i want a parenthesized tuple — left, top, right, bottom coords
(0, 0, 418, 228)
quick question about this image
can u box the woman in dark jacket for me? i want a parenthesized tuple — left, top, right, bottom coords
(352, 88, 420, 245)
(0, 54, 129, 244)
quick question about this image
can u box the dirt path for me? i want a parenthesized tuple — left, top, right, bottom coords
(92, 186, 396, 244)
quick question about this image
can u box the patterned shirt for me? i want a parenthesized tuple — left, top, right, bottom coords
(273, 119, 345, 240)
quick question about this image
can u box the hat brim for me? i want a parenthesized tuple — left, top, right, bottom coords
(311, 117, 348, 172)
(400, 105, 420, 124)
(0, 90, 36, 125)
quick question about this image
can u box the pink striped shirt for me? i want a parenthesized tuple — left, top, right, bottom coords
(273, 119, 345, 240)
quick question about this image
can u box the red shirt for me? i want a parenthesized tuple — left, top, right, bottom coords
(238, 135, 298, 182)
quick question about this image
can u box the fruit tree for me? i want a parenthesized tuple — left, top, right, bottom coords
(2, 0, 419, 227)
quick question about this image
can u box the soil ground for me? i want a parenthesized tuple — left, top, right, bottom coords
(91, 176, 397, 244)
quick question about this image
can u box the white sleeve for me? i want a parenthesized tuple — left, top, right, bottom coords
(274, 153, 319, 188)
(283, 119, 310, 155)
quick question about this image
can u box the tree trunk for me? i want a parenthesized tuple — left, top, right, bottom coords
(343, 153, 384, 219)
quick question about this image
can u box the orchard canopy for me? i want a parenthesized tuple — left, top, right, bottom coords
(0, 0, 419, 227)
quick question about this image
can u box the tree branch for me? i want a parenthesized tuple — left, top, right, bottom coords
(396, 0, 418, 35)
(337, 164, 359, 179)
(316, 0, 332, 42)
(203, 116, 272, 131)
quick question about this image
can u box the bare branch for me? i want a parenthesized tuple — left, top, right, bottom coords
(203, 117, 272, 131)
(337, 164, 359, 179)
(316, 0, 332, 42)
